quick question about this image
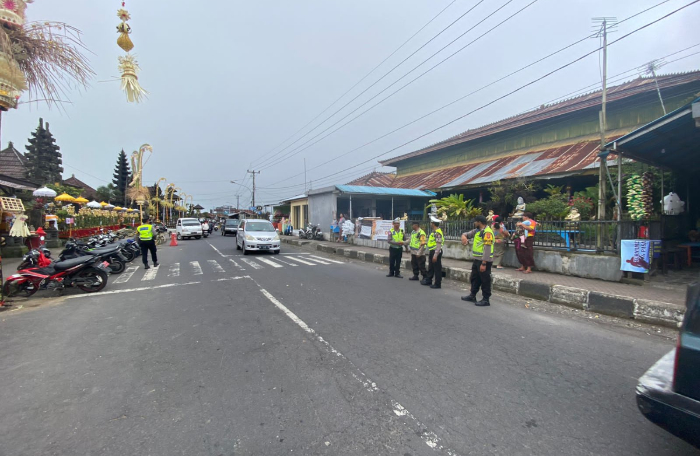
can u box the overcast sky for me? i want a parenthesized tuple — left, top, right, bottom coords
(4, 0, 699, 210)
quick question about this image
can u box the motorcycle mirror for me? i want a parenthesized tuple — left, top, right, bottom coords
(40, 236, 45, 241)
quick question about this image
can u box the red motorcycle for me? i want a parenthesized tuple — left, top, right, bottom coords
(3, 249, 110, 298)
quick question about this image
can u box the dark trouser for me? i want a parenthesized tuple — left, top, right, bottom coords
(426, 250, 442, 285)
(411, 253, 427, 278)
(140, 240, 158, 265)
(389, 247, 403, 275)
(516, 237, 535, 268)
(470, 259, 492, 301)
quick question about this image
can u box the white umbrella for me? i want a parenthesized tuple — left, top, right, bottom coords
(105, 203, 115, 209)
(33, 186, 57, 198)
(87, 200, 102, 209)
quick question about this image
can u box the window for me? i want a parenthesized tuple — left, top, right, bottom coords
(183, 221, 200, 226)
(303, 204, 309, 227)
(246, 221, 274, 232)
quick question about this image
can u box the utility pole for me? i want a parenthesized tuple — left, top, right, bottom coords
(247, 169, 260, 208)
(304, 158, 307, 194)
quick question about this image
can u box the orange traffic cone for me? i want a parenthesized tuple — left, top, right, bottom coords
(170, 232, 178, 246)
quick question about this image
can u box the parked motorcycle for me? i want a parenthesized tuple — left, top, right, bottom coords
(300, 224, 323, 240)
(59, 242, 128, 274)
(4, 250, 110, 298)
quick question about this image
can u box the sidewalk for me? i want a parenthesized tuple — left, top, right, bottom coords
(282, 237, 687, 328)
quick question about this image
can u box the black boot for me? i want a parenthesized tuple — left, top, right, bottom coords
(395, 274, 403, 279)
(461, 295, 477, 302)
(475, 300, 490, 307)
(408, 276, 420, 281)
(144, 264, 150, 270)
(430, 284, 441, 289)
(386, 273, 395, 277)
(421, 280, 431, 286)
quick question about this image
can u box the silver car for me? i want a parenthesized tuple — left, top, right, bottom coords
(236, 220, 281, 255)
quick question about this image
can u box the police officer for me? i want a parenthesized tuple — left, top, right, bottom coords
(136, 216, 159, 269)
(407, 221, 427, 281)
(387, 218, 405, 278)
(421, 216, 443, 289)
(461, 215, 494, 306)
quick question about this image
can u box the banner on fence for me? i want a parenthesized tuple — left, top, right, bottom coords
(620, 239, 660, 273)
(370, 220, 406, 241)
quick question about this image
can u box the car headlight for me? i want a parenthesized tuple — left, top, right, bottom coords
(273, 233, 280, 240)
(245, 234, 255, 241)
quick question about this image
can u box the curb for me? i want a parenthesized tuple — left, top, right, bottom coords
(281, 239, 685, 328)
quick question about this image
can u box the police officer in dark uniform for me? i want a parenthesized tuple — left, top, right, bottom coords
(136, 216, 159, 269)
(461, 215, 494, 306)
(421, 216, 444, 289)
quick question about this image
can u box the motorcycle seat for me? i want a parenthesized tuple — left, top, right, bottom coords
(89, 246, 121, 254)
(53, 256, 94, 271)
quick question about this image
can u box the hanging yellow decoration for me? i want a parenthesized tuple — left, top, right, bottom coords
(116, 1, 145, 102)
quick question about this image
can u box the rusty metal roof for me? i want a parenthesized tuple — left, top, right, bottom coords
(345, 171, 396, 187)
(381, 71, 700, 167)
(392, 139, 614, 190)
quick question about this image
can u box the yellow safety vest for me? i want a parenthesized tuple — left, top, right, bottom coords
(410, 229, 426, 249)
(390, 228, 404, 248)
(137, 224, 154, 241)
(427, 228, 443, 251)
(473, 226, 495, 259)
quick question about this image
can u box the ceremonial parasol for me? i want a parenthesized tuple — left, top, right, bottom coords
(87, 200, 102, 209)
(54, 193, 76, 203)
(74, 196, 89, 204)
(33, 186, 57, 198)
(105, 203, 115, 209)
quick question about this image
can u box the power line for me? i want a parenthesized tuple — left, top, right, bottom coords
(262, 1, 700, 190)
(261, 1, 694, 190)
(249, 0, 462, 168)
(255, 0, 525, 170)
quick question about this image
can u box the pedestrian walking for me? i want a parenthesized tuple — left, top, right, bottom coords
(461, 215, 494, 306)
(136, 216, 159, 269)
(421, 216, 443, 289)
(492, 216, 509, 269)
(407, 221, 427, 281)
(387, 218, 405, 278)
(515, 212, 537, 274)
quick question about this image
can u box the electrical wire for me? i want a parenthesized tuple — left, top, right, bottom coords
(254, 0, 528, 170)
(261, 1, 699, 191)
(249, 0, 462, 168)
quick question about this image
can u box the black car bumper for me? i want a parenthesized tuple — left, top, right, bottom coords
(636, 349, 700, 448)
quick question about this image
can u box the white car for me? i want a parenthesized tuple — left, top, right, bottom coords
(176, 218, 203, 240)
(236, 219, 281, 255)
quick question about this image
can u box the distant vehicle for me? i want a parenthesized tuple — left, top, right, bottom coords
(176, 218, 203, 240)
(636, 283, 700, 448)
(222, 219, 240, 237)
(236, 219, 280, 255)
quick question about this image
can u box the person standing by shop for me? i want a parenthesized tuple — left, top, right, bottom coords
(136, 216, 159, 269)
(461, 215, 494, 306)
(515, 212, 536, 274)
(492, 216, 509, 269)
(407, 221, 427, 281)
(386, 218, 405, 278)
(422, 216, 443, 289)
(337, 213, 346, 243)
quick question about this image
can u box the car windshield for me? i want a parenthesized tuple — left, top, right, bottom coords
(183, 221, 200, 226)
(246, 221, 274, 232)
(225, 220, 239, 226)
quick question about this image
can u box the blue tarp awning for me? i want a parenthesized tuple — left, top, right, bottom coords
(335, 185, 436, 197)
(606, 97, 700, 172)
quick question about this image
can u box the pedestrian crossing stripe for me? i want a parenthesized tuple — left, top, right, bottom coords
(256, 257, 283, 268)
(114, 266, 139, 284)
(240, 258, 263, 270)
(190, 261, 203, 275)
(308, 255, 344, 264)
(168, 263, 180, 277)
(228, 258, 245, 270)
(142, 265, 159, 281)
(286, 256, 316, 266)
(271, 257, 297, 267)
(207, 259, 225, 273)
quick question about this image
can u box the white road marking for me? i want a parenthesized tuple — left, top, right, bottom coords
(207, 260, 225, 273)
(113, 266, 139, 284)
(285, 256, 316, 266)
(190, 261, 203, 275)
(271, 257, 297, 267)
(308, 255, 344, 264)
(257, 287, 460, 456)
(142, 265, 159, 281)
(213, 276, 248, 282)
(228, 258, 245, 270)
(303, 256, 332, 265)
(280, 252, 311, 255)
(256, 257, 283, 268)
(207, 242, 230, 257)
(66, 281, 201, 298)
(168, 263, 180, 277)
(239, 258, 263, 270)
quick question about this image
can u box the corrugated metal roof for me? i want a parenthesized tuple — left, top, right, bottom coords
(335, 185, 435, 197)
(345, 171, 396, 187)
(381, 71, 700, 166)
(392, 139, 614, 190)
(279, 193, 308, 204)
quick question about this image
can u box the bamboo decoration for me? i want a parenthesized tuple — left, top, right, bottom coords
(116, 1, 146, 102)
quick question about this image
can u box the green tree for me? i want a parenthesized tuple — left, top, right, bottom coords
(112, 149, 131, 206)
(25, 118, 64, 185)
(47, 183, 82, 198)
(428, 194, 482, 220)
(96, 183, 119, 202)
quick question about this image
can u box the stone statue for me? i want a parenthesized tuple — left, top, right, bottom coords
(512, 197, 526, 219)
(440, 212, 448, 222)
(486, 210, 495, 223)
(565, 207, 581, 228)
(401, 213, 408, 221)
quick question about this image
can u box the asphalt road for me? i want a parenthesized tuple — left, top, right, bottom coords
(0, 233, 697, 455)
